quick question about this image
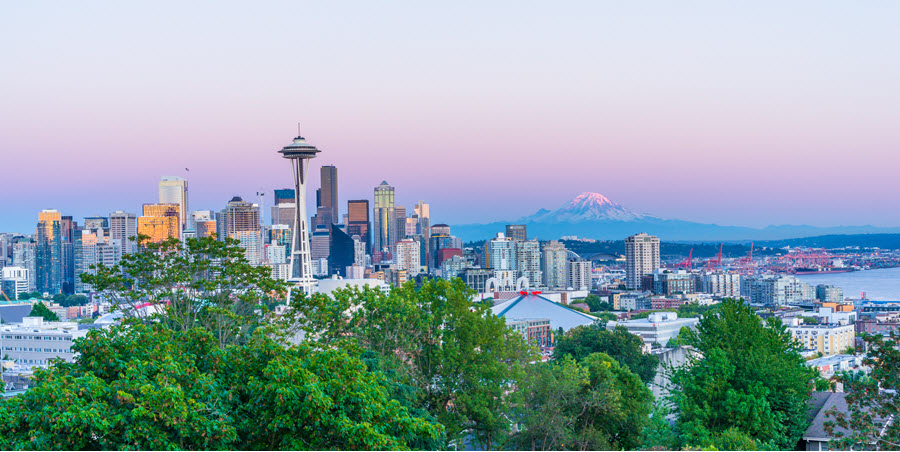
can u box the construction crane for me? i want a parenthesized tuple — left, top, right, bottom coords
(737, 243, 755, 275)
(704, 243, 723, 271)
(675, 248, 694, 270)
(0, 289, 10, 302)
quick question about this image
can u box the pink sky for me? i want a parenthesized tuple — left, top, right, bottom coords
(2, 2, 899, 233)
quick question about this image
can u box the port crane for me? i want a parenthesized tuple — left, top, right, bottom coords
(675, 248, 693, 270)
(704, 244, 724, 271)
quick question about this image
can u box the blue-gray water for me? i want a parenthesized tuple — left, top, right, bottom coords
(794, 267, 900, 301)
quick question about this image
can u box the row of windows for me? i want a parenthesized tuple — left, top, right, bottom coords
(2, 346, 71, 353)
(2, 334, 72, 341)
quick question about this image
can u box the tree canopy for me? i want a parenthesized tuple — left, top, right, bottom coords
(28, 302, 59, 322)
(669, 298, 820, 450)
(0, 322, 441, 450)
(554, 324, 659, 383)
(825, 331, 900, 450)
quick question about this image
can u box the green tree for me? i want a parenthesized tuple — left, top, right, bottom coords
(289, 279, 536, 450)
(16, 292, 31, 300)
(825, 331, 900, 450)
(52, 293, 66, 304)
(81, 235, 287, 347)
(584, 294, 612, 312)
(511, 354, 653, 451)
(28, 302, 59, 322)
(61, 294, 88, 307)
(0, 322, 442, 450)
(554, 324, 659, 383)
(669, 298, 820, 450)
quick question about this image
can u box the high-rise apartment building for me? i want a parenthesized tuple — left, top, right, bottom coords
(373, 181, 396, 253)
(159, 176, 189, 231)
(60, 215, 76, 294)
(567, 260, 592, 291)
(218, 197, 262, 265)
(395, 239, 421, 276)
(516, 240, 543, 288)
(486, 233, 516, 271)
(110, 211, 137, 255)
(319, 165, 339, 225)
(310, 224, 330, 261)
(1, 267, 30, 300)
(12, 240, 37, 293)
(138, 204, 181, 243)
(505, 225, 527, 242)
(625, 233, 660, 290)
(347, 200, 371, 254)
(542, 240, 568, 290)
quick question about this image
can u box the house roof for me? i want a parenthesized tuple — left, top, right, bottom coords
(491, 294, 598, 332)
(803, 392, 852, 441)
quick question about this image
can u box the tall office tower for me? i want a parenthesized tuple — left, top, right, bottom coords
(110, 211, 138, 255)
(486, 233, 517, 271)
(0, 233, 9, 268)
(394, 206, 407, 242)
(278, 130, 321, 294)
(271, 202, 296, 228)
(542, 240, 568, 290)
(405, 215, 419, 238)
(506, 225, 527, 242)
(35, 210, 63, 294)
(159, 176, 189, 231)
(625, 233, 660, 290)
(60, 215, 76, 294)
(516, 240, 543, 287)
(329, 224, 354, 277)
(347, 200, 371, 254)
(12, 240, 37, 292)
(273, 188, 295, 206)
(219, 197, 262, 265)
(138, 204, 181, 243)
(83, 216, 109, 231)
(310, 224, 330, 260)
(414, 201, 430, 235)
(373, 181, 396, 254)
(566, 260, 592, 291)
(395, 239, 421, 276)
(319, 165, 339, 225)
(431, 224, 451, 236)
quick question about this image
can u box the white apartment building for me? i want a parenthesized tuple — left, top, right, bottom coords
(625, 233, 660, 290)
(566, 260, 592, 291)
(608, 312, 700, 346)
(741, 275, 815, 305)
(542, 240, 567, 290)
(0, 317, 88, 367)
(1, 267, 30, 299)
(698, 272, 741, 297)
(516, 240, 543, 288)
(487, 233, 516, 271)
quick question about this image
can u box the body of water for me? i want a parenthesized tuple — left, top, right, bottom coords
(794, 266, 900, 301)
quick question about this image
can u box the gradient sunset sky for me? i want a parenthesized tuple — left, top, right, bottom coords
(2, 2, 899, 234)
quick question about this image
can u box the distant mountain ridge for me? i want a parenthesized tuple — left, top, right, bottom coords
(452, 192, 900, 242)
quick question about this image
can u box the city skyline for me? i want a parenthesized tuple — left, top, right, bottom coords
(3, 2, 900, 233)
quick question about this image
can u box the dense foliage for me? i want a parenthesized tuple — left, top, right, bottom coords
(0, 322, 441, 450)
(825, 331, 900, 450)
(510, 353, 653, 450)
(669, 298, 820, 450)
(81, 235, 287, 347)
(291, 279, 536, 450)
(554, 324, 659, 383)
(28, 302, 59, 321)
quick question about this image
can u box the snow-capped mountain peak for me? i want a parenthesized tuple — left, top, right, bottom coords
(522, 192, 648, 223)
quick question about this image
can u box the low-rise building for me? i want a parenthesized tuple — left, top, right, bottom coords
(788, 323, 855, 356)
(0, 317, 88, 367)
(607, 312, 700, 347)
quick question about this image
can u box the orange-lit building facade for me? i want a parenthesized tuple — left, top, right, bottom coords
(138, 203, 180, 243)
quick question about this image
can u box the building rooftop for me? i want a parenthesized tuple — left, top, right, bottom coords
(491, 294, 598, 332)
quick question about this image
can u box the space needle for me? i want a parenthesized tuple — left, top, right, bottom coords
(278, 126, 321, 296)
